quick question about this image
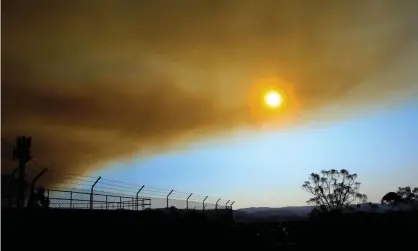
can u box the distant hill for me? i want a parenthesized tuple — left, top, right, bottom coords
(234, 206, 312, 222)
(234, 204, 416, 222)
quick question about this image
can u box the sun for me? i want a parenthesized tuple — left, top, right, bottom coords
(264, 90, 282, 108)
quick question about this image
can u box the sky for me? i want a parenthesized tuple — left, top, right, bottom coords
(2, 0, 418, 208)
(95, 100, 418, 208)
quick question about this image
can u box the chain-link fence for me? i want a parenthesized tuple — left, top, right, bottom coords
(1, 138, 235, 211)
(45, 189, 232, 211)
(2, 171, 234, 211)
(47, 189, 152, 210)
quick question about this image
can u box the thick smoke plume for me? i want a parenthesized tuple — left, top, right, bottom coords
(2, 0, 418, 181)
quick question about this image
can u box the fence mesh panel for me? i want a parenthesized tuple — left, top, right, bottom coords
(1, 172, 233, 211)
(42, 189, 225, 211)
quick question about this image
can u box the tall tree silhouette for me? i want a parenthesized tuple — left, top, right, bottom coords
(302, 169, 367, 212)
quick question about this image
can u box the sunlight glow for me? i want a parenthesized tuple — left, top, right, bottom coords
(264, 91, 282, 108)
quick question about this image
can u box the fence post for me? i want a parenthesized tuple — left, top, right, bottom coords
(105, 195, 108, 210)
(14, 136, 32, 209)
(202, 196, 208, 211)
(27, 168, 47, 208)
(90, 176, 101, 210)
(120, 196, 122, 209)
(215, 198, 221, 210)
(9, 168, 18, 209)
(136, 185, 145, 211)
(230, 201, 235, 210)
(166, 190, 173, 208)
(70, 191, 73, 209)
(1, 175, 3, 207)
(30, 168, 47, 192)
(225, 200, 230, 210)
(186, 193, 193, 210)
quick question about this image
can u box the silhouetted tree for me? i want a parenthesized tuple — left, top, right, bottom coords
(397, 186, 417, 204)
(302, 169, 367, 212)
(381, 192, 402, 205)
(382, 186, 418, 205)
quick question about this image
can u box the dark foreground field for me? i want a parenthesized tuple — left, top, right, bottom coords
(2, 209, 418, 250)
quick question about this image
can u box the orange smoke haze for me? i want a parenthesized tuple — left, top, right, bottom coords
(2, 0, 418, 181)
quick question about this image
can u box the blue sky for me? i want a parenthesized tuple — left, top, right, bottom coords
(94, 101, 418, 209)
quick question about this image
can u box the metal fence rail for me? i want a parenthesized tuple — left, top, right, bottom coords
(2, 170, 235, 211)
(45, 188, 233, 211)
(47, 189, 152, 210)
(1, 138, 234, 211)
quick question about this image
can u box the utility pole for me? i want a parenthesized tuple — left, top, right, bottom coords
(13, 136, 32, 209)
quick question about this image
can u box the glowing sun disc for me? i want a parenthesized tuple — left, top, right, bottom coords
(264, 91, 282, 108)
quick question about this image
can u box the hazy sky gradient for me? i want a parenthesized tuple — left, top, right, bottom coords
(2, 0, 418, 208)
(95, 100, 418, 208)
